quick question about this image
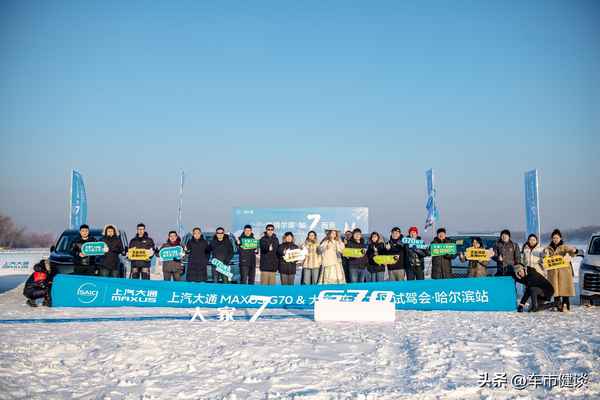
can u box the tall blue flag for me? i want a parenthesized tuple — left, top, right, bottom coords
(524, 169, 541, 239)
(69, 170, 88, 229)
(424, 169, 439, 231)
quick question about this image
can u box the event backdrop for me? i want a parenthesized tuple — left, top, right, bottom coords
(231, 207, 369, 239)
(51, 275, 517, 311)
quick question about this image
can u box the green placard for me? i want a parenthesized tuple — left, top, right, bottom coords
(430, 243, 457, 256)
(343, 248, 365, 258)
(159, 246, 184, 261)
(240, 238, 259, 250)
(211, 258, 233, 279)
(373, 255, 398, 265)
(81, 242, 106, 256)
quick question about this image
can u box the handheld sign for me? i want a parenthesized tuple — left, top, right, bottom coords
(283, 248, 307, 263)
(430, 243, 457, 257)
(543, 255, 569, 271)
(373, 255, 398, 265)
(401, 237, 428, 249)
(211, 258, 233, 279)
(240, 238, 259, 250)
(159, 246, 184, 261)
(343, 248, 366, 258)
(128, 248, 151, 261)
(465, 247, 491, 262)
(81, 242, 106, 256)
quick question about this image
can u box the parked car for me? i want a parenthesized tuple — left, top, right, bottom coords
(447, 234, 500, 277)
(49, 228, 129, 277)
(181, 231, 240, 283)
(579, 233, 600, 306)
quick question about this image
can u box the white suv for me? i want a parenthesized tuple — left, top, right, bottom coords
(580, 233, 600, 306)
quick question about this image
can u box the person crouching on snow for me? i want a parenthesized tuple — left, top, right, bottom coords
(512, 263, 554, 312)
(23, 259, 51, 307)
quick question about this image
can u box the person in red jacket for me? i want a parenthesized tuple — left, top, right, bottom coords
(23, 259, 51, 307)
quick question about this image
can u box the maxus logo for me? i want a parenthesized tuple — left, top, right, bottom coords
(76, 283, 99, 304)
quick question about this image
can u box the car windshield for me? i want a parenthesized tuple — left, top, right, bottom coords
(450, 236, 498, 253)
(55, 231, 103, 252)
(589, 236, 600, 255)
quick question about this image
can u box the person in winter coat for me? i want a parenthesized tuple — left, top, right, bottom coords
(346, 228, 369, 283)
(237, 225, 258, 284)
(184, 227, 210, 282)
(71, 224, 98, 276)
(210, 227, 234, 283)
(405, 226, 427, 280)
(259, 224, 279, 285)
(342, 230, 353, 282)
(385, 227, 407, 281)
(513, 263, 554, 312)
(160, 231, 184, 281)
(430, 228, 456, 279)
(302, 231, 321, 285)
(492, 229, 521, 276)
(23, 259, 51, 307)
(544, 229, 577, 312)
(522, 234, 545, 277)
(458, 237, 490, 277)
(277, 232, 299, 285)
(128, 223, 156, 280)
(99, 225, 124, 278)
(317, 229, 346, 284)
(366, 232, 386, 282)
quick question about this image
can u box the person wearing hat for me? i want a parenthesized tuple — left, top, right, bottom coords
(71, 224, 98, 276)
(237, 224, 258, 284)
(492, 229, 521, 277)
(512, 263, 554, 312)
(386, 227, 407, 281)
(430, 227, 456, 279)
(259, 224, 279, 285)
(317, 229, 346, 284)
(406, 226, 427, 280)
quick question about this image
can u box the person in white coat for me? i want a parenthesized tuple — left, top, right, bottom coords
(317, 229, 346, 284)
(521, 234, 545, 277)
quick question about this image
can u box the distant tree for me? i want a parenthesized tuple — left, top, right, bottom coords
(0, 213, 55, 249)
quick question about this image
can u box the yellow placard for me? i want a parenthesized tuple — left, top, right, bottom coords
(465, 247, 490, 261)
(543, 255, 569, 271)
(127, 248, 151, 261)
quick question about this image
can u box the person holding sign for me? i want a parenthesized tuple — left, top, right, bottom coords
(458, 237, 490, 277)
(277, 232, 299, 285)
(210, 227, 234, 283)
(71, 224, 98, 276)
(385, 227, 407, 281)
(237, 225, 258, 285)
(99, 224, 124, 278)
(430, 228, 456, 279)
(301, 231, 322, 285)
(544, 229, 577, 312)
(513, 263, 554, 312)
(346, 228, 369, 283)
(317, 229, 346, 284)
(366, 232, 386, 282)
(405, 226, 427, 281)
(259, 224, 279, 285)
(159, 231, 184, 281)
(522, 234, 545, 277)
(185, 227, 210, 282)
(492, 229, 521, 277)
(128, 223, 156, 280)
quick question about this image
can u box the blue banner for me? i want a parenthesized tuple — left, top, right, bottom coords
(424, 169, 439, 231)
(69, 170, 88, 230)
(524, 169, 541, 239)
(231, 207, 368, 239)
(51, 275, 517, 311)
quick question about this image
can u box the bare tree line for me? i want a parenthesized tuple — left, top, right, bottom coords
(0, 214, 55, 249)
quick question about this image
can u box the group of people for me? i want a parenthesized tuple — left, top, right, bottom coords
(23, 222, 579, 313)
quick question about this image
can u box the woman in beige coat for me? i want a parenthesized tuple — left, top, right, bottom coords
(317, 229, 346, 284)
(302, 231, 322, 285)
(544, 229, 577, 312)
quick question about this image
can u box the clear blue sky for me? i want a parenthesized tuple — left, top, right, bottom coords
(1, 0, 599, 239)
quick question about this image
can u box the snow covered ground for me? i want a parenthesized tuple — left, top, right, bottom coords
(1, 279, 599, 400)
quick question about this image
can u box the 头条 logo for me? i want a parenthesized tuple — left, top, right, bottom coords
(76, 282, 99, 304)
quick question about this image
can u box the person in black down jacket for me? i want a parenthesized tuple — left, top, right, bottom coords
(405, 226, 428, 280)
(385, 227, 407, 281)
(431, 228, 456, 279)
(513, 263, 554, 312)
(210, 227, 233, 283)
(347, 228, 368, 283)
(128, 223, 156, 280)
(366, 232, 386, 282)
(237, 224, 258, 284)
(277, 232, 299, 285)
(185, 227, 210, 282)
(259, 224, 279, 285)
(23, 259, 51, 307)
(71, 224, 98, 276)
(493, 229, 521, 277)
(100, 224, 124, 278)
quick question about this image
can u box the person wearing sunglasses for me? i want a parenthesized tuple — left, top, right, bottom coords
(259, 224, 279, 285)
(209, 227, 233, 283)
